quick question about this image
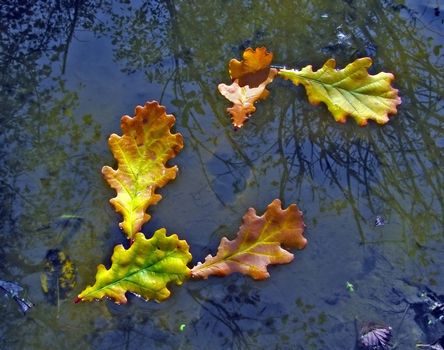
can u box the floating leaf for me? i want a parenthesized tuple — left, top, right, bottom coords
(218, 69, 278, 128)
(219, 47, 277, 128)
(102, 101, 183, 240)
(229, 47, 274, 88)
(76, 229, 191, 304)
(357, 323, 392, 350)
(279, 57, 401, 125)
(191, 199, 307, 280)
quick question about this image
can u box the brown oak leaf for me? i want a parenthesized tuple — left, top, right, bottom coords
(191, 199, 307, 280)
(229, 46, 274, 88)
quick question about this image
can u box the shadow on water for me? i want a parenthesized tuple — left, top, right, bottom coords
(0, 0, 443, 349)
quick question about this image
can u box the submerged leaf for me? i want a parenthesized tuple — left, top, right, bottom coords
(40, 249, 76, 305)
(219, 47, 277, 128)
(76, 229, 191, 304)
(357, 323, 392, 350)
(102, 101, 183, 240)
(279, 57, 401, 125)
(218, 69, 278, 128)
(191, 199, 307, 280)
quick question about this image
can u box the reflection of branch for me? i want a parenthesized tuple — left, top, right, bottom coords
(159, 68, 177, 104)
(164, 0, 261, 201)
(105, 0, 443, 247)
(193, 140, 230, 209)
(62, 0, 81, 74)
(277, 106, 290, 199)
(187, 287, 252, 349)
(0, 179, 38, 209)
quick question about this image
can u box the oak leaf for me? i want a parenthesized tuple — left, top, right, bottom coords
(41, 249, 76, 305)
(219, 47, 277, 128)
(76, 230, 191, 304)
(191, 199, 307, 280)
(229, 46, 274, 88)
(218, 68, 278, 128)
(102, 101, 183, 240)
(278, 57, 401, 125)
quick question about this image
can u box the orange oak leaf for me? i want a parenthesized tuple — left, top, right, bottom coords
(102, 101, 183, 240)
(229, 47, 274, 88)
(191, 199, 307, 280)
(219, 47, 277, 128)
(218, 68, 278, 128)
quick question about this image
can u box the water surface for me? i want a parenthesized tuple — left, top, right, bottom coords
(1, 0, 443, 349)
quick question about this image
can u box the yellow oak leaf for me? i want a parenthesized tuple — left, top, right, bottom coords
(279, 57, 401, 125)
(102, 101, 183, 240)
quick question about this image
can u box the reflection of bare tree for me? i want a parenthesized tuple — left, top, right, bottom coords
(0, 3, 109, 346)
(79, 1, 443, 348)
(100, 0, 443, 251)
(86, 312, 181, 350)
(185, 280, 330, 349)
(0, 0, 106, 250)
(1, 0, 441, 348)
(0, 2, 116, 348)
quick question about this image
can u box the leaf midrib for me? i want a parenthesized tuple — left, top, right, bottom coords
(294, 71, 394, 100)
(196, 219, 290, 271)
(115, 130, 172, 236)
(288, 71, 395, 119)
(82, 250, 186, 298)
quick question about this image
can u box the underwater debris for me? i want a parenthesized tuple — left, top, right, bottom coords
(410, 287, 444, 339)
(375, 215, 385, 227)
(417, 335, 444, 349)
(346, 281, 355, 293)
(0, 279, 34, 314)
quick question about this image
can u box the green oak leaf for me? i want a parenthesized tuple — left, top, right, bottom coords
(76, 229, 191, 304)
(279, 57, 401, 125)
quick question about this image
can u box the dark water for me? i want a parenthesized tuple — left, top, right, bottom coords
(0, 0, 443, 349)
